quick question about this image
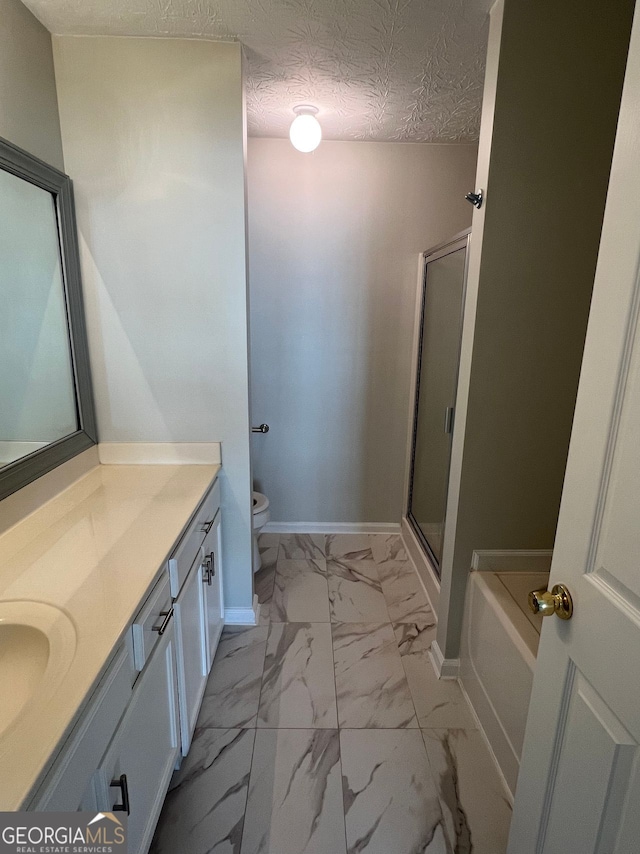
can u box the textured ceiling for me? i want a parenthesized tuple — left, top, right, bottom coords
(25, 0, 491, 142)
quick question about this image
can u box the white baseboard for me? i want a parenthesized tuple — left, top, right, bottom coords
(471, 549, 553, 573)
(264, 521, 401, 534)
(224, 595, 259, 626)
(98, 442, 222, 465)
(401, 517, 440, 614)
(429, 640, 460, 680)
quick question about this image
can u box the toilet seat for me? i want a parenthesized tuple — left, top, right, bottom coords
(251, 491, 271, 571)
(252, 491, 269, 515)
(252, 491, 271, 533)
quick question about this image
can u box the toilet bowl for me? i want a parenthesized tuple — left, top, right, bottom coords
(252, 491, 271, 573)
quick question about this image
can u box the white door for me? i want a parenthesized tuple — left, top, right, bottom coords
(509, 7, 640, 852)
(202, 510, 224, 669)
(174, 559, 209, 755)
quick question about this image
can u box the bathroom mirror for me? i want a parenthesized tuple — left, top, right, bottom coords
(0, 137, 96, 501)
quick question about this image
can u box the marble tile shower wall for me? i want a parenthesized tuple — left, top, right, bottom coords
(150, 534, 512, 854)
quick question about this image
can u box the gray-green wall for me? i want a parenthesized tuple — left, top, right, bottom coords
(0, 0, 63, 169)
(439, 0, 635, 658)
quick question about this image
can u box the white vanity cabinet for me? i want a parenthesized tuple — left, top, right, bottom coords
(32, 648, 134, 813)
(95, 619, 180, 854)
(172, 508, 224, 755)
(28, 473, 224, 854)
(168, 478, 221, 598)
(140, 478, 223, 756)
(171, 488, 224, 756)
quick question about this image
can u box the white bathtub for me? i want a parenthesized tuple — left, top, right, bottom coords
(459, 557, 551, 798)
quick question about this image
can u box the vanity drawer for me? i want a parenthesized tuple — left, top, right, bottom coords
(131, 573, 173, 672)
(168, 477, 221, 597)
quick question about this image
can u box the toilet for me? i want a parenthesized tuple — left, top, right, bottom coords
(252, 491, 271, 573)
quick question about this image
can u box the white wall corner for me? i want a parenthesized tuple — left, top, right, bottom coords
(98, 442, 222, 465)
(224, 594, 260, 626)
(429, 640, 460, 680)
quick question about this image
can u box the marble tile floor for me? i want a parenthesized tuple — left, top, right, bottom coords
(151, 533, 512, 854)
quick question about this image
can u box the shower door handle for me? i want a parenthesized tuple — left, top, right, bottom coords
(444, 407, 455, 434)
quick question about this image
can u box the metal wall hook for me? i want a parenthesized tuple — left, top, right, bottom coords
(252, 424, 270, 433)
(465, 189, 484, 209)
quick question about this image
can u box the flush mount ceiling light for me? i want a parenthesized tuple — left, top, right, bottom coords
(289, 105, 322, 153)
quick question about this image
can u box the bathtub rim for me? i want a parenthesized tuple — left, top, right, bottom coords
(474, 571, 541, 666)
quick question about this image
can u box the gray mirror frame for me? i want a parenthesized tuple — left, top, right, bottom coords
(0, 136, 97, 502)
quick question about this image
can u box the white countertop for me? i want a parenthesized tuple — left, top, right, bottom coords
(0, 462, 220, 810)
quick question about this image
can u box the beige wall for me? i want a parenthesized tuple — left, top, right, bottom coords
(248, 138, 476, 524)
(53, 37, 253, 610)
(0, 0, 63, 169)
(437, 0, 635, 660)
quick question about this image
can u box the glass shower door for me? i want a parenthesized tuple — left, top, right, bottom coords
(408, 233, 469, 572)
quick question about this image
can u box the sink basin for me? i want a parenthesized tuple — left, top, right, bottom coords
(0, 601, 76, 739)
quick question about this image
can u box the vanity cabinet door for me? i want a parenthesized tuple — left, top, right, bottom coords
(201, 510, 224, 670)
(96, 619, 180, 854)
(29, 647, 132, 813)
(174, 560, 208, 756)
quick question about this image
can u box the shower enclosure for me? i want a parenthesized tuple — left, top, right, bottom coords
(407, 230, 470, 574)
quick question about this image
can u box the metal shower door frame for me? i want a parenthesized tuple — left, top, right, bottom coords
(406, 228, 471, 576)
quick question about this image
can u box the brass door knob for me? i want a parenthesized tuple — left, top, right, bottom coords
(528, 584, 573, 620)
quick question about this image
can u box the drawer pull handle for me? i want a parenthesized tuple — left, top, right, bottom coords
(152, 607, 174, 635)
(200, 519, 214, 534)
(202, 553, 215, 585)
(110, 773, 130, 815)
